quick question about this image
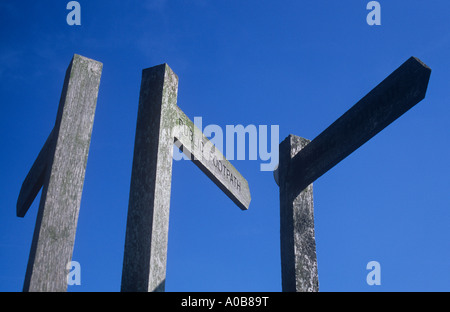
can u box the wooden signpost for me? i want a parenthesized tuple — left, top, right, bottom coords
(16, 54, 431, 293)
(274, 56, 431, 291)
(121, 64, 251, 292)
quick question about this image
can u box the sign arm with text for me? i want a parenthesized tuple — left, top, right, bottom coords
(174, 107, 251, 210)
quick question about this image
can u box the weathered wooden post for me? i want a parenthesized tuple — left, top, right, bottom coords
(274, 57, 431, 291)
(17, 54, 103, 292)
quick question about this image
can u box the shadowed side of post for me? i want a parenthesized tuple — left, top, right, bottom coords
(279, 135, 318, 292)
(17, 129, 55, 218)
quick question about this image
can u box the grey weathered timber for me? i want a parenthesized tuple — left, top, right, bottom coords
(275, 56, 431, 292)
(121, 64, 251, 292)
(17, 54, 103, 292)
(279, 135, 318, 292)
(287, 57, 431, 196)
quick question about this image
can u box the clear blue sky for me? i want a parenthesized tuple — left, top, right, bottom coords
(1, 1, 449, 292)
